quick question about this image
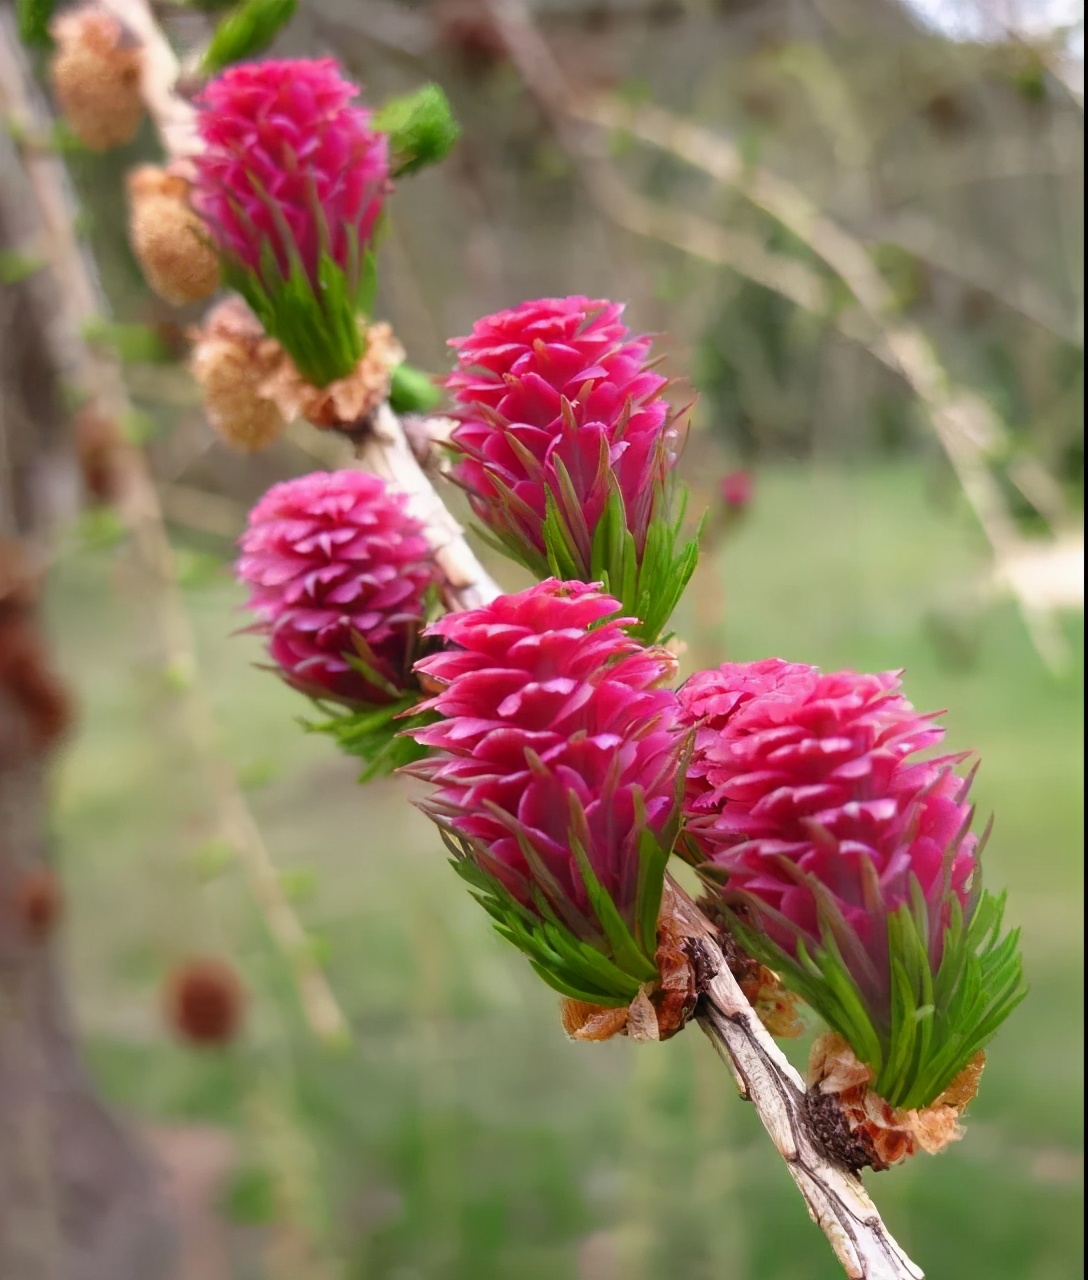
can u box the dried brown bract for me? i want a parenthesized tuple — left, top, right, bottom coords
(259, 323, 405, 430)
(808, 1032, 985, 1170)
(560, 888, 705, 1044)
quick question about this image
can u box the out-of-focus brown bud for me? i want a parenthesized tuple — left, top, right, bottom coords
(16, 867, 65, 942)
(164, 956, 246, 1048)
(0, 541, 74, 755)
(433, 0, 507, 75)
(127, 166, 221, 307)
(49, 6, 144, 152)
(189, 296, 287, 453)
(0, 618, 76, 753)
(0, 538, 39, 616)
(74, 406, 125, 505)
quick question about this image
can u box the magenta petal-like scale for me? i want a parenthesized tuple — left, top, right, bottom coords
(237, 472, 439, 705)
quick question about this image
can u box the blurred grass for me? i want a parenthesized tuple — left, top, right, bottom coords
(45, 460, 1082, 1280)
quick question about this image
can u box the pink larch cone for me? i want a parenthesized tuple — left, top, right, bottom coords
(678, 659, 977, 1004)
(443, 297, 686, 570)
(192, 58, 390, 288)
(236, 471, 439, 706)
(676, 658, 1024, 1112)
(407, 580, 685, 1002)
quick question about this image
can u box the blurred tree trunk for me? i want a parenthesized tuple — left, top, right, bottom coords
(0, 66, 176, 1280)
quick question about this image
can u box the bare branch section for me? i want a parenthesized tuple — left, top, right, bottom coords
(0, 11, 348, 1047)
(29, 2, 919, 1275)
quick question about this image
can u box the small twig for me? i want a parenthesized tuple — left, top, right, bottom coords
(353, 405, 501, 612)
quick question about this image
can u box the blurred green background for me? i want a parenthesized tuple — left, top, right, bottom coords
(10, 0, 1083, 1275)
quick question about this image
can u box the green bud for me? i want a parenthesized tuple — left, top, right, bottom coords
(201, 0, 297, 75)
(17, 0, 55, 49)
(389, 362, 442, 414)
(375, 83, 460, 178)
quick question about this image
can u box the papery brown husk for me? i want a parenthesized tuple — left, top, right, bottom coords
(127, 166, 221, 306)
(259, 324, 405, 430)
(560, 889, 703, 1043)
(808, 1031, 986, 1170)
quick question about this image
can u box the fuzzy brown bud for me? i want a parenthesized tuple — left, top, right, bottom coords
(126, 166, 221, 307)
(189, 297, 287, 452)
(49, 7, 144, 152)
(165, 956, 246, 1047)
(16, 867, 64, 942)
(74, 407, 125, 505)
(0, 548, 74, 756)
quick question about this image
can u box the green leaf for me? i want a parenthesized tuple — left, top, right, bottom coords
(0, 249, 46, 284)
(201, 0, 297, 74)
(305, 697, 432, 782)
(221, 1166, 277, 1226)
(566, 806, 658, 984)
(445, 823, 648, 1005)
(223, 231, 363, 388)
(82, 318, 172, 365)
(374, 83, 461, 177)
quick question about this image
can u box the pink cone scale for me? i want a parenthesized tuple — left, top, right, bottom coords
(237, 471, 439, 707)
(192, 59, 391, 386)
(408, 580, 686, 1004)
(677, 659, 1023, 1108)
(443, 298, 697, 642)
